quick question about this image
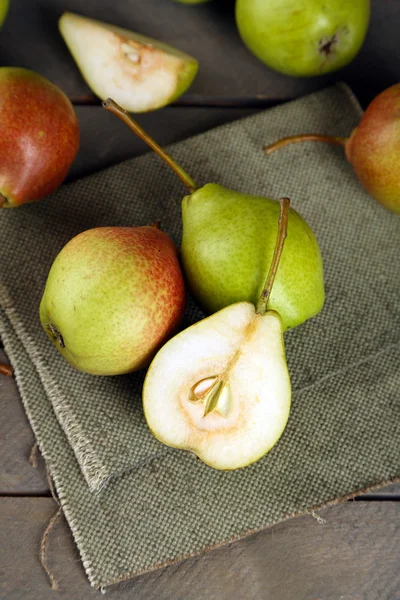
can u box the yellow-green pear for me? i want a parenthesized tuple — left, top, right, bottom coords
(235, 0, 370, 77)
(40, 226, 186, 376)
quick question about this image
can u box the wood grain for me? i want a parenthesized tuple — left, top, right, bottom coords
(0, 498, 399, 599)
(0, 350, 49, 494)
(0, 0, 399, 108)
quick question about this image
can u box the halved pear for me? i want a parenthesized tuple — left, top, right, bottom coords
(59, 12, 198, 112)
(143, 302, 291, 470)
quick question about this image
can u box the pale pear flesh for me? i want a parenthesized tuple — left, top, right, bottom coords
(143, 302, 291, 470)
(59, 13, 198, 112)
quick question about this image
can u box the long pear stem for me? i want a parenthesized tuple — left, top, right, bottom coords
(103, 99, 198, 193)
(0, 362, 13, 377)
(264, 134, 347, 156)
(256, 198, 290, 316)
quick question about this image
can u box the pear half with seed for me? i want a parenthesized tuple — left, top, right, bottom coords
(143, 199, 292, 470)
(143, 302, 290, 469)
(59, 12, 198, 112)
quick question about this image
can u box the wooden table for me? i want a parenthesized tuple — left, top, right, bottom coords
(1, 1, 399, 598)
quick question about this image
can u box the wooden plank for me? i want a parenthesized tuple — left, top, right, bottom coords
(0, 0, 399, 107)
(0, 350, 49, 495)
(0, 498, 399, 599)
(69, 105, 259, 181)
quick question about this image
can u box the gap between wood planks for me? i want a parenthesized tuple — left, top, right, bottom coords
(69, 94, 286, 109)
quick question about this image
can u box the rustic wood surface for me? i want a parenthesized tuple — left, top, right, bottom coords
(1, 498, 400, 599)
(1, 0, 400, 597)
(68, 106, 258, 181)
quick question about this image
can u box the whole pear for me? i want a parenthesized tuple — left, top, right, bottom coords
(264, 84, 400, 214)
(235, 0, 370, 77)
(0, 68, 79, 208)
(104, 100, 325, 331)
(345, 84, 400, 213)
(0, 0, 8, 27)
(182, 184, 324, 329)
(40, 226, 186, 376)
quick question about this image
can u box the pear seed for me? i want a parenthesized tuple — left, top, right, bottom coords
(121, 43, 141, 64)
(214, 384, 232, 418)
(192, 376, 217, 399)
(203, 380, 224, 417)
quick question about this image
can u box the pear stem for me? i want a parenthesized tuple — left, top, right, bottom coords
(102, 99, 198, 194)
(0, 362, 13, 377)
(264, 134, 347, 156)
(256, 198, 290, 316)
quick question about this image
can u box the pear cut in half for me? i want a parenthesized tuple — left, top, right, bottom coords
(143, 302, 291, 470)
(59, 12, 198, 112)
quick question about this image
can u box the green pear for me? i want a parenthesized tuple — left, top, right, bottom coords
(40, 226, 186, 376)
(59, 12, 198, 113)
(0, 0, 8, 27)
(104, 99, 325, 331)
(181, 183, 324, 329)
(235, 0, 370, 77)
(143, 199, 291, 469)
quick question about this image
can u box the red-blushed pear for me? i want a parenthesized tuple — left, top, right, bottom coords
(0, 68, 79, 208)
(264, 84, 400, 214)
(143, 199, 292, 470)
(39, 226, 186, 376)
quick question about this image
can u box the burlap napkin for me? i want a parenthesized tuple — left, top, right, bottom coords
(1, 84, 399, 589)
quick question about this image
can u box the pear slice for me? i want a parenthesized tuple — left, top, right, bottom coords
(59, 12, 198, 112)
(143, 302, 291, 469)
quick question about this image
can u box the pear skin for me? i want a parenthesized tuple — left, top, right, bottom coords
(181, 184, 324, 330)
(0, 68, 79, 208)
(40, 227, 186, 375)
(345, 83, 400, 213)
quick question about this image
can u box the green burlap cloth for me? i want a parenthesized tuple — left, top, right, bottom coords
(1, 84, 399, 589)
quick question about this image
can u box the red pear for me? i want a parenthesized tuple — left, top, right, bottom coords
(264, 84, 400, 214)
(345, 84, 400, 213)
(0, 67, 79, 208)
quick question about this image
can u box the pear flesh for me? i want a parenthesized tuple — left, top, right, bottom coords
(59, 12, 198, 112)
(143, 302, 291, 470)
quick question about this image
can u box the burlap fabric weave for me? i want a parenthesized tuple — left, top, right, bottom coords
(1, 84, 399, 588)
